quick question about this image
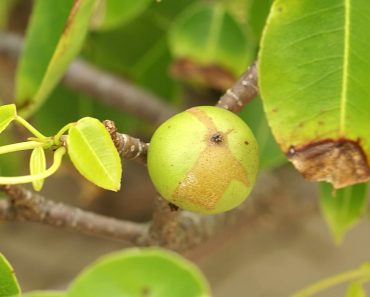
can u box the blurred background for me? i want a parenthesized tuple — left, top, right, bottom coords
(0, 0, 369, 296)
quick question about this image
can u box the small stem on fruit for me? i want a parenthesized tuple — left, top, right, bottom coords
(290, 265, 370, 297)
(216, 62, 259, 113)
(15, 116, 47, 139)
(103, 120, 149, 164)
(0, 147, 66, 184)
(0, 141, 46, 155)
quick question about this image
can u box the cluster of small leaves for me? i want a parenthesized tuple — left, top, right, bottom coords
(0, 249, 210, 297)
(0, 104, 122, 191)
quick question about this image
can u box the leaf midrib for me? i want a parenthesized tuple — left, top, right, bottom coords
(339, 0, 350, 135)
(76, 128, 116, 185)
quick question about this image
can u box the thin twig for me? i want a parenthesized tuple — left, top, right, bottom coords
(0, 185, 148, 244)
(216, 62, 259, 113)
(0, 31, 176, 126)
(0, 169, 318, 250)
(64, 60, 175, 126)
(103, 120, 148, 164)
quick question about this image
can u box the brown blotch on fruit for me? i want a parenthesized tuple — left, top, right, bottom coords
(172, 108, 249, 210)
(287, 139, 370, 188)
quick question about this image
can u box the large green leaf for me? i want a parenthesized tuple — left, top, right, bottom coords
(67, 117, 122, 191)
(0, 254, 21, 297)
(319, 182, 368, 243)
(92, 0, 151, 31)
(68, 249, 210, 297)
(16, 0, 95, 117)
(259, 0, 370, 188)
(0, 104, 16, 134)
(169, 3, 252, 78)
(346, 282, 366, 297)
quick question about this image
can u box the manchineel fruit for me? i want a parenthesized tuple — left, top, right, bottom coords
(148, 106, 259, 215)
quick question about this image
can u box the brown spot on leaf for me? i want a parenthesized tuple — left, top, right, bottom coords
(287, 139, 370, 188)
(141, 287, 151, 296)
(172, 108, 249, 210)
(63, 0, 81, 35)
(170, 58, 235, 91)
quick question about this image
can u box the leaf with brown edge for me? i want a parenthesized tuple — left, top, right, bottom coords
(288, 140, 370, 189)
(169, 3, 252, 89)
(91, 0, 151, 31)
(16, 0, 96, 118)
(259, 0, 370, 188)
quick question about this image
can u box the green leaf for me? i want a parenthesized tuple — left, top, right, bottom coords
(247, 0, 273, 44)
(16, 0, 74, 110)
(29, 146, 46, 191)
(67, 117, 122, 191)
(92, 0, 151, 31)
(240, 98, 286, 169)
(346, 282, 367, 297)
(169, 3, 252, 77)
(259, 0, 370, 188)
(83, 0, 197, 105)
(16, 0, 96, 117)
(319, 182, 368, 243)
(0, 104, 17, 134)
(22, 292, 66, 297)
(0, 253, 21, 297)
(68, 248, 211, 297)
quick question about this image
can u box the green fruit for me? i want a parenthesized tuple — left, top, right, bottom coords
(148, 106, 259, 215)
